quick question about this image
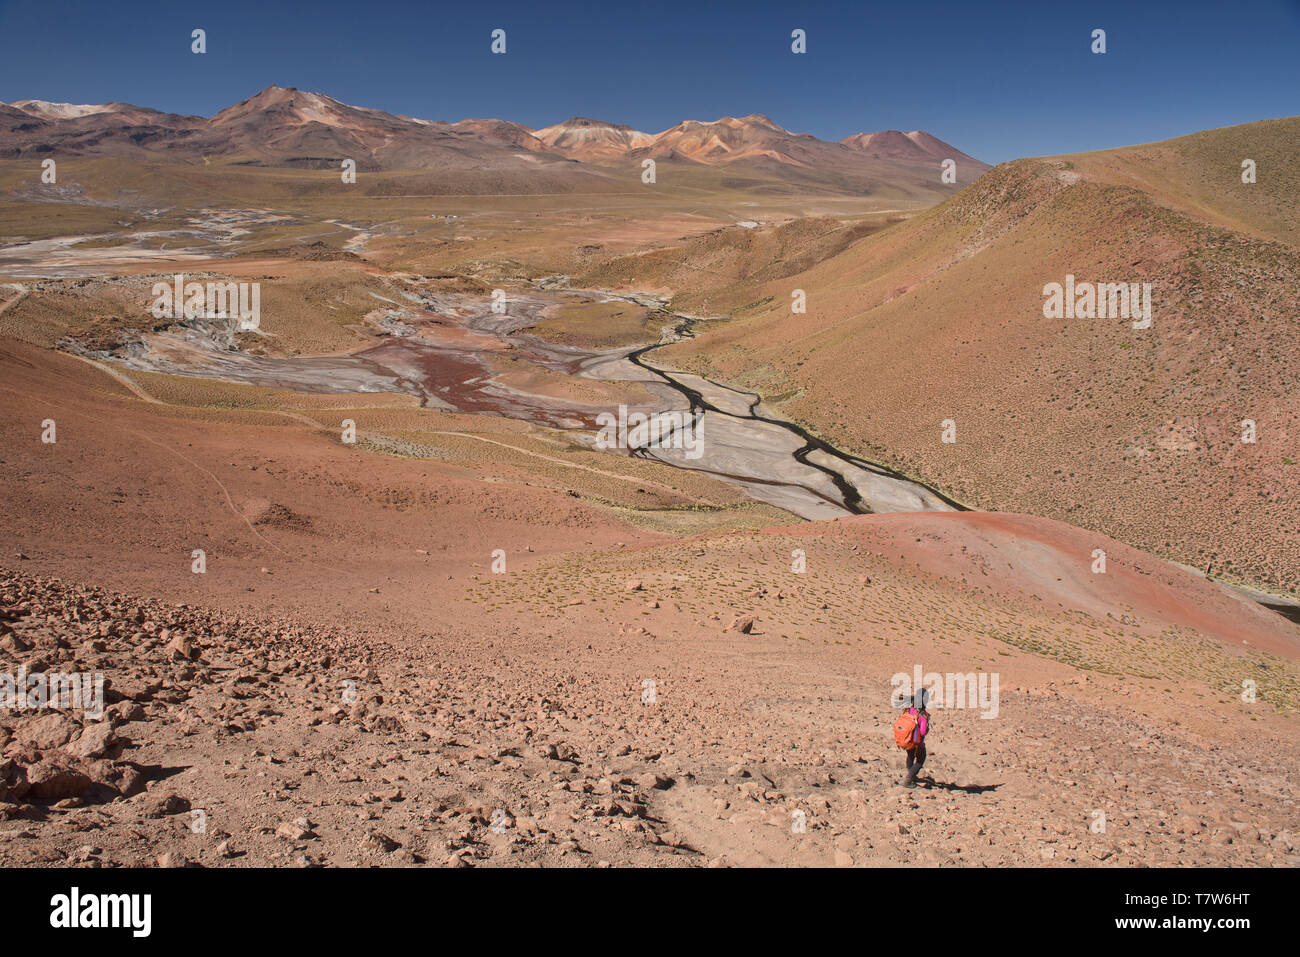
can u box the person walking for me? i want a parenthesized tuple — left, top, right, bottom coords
(893, 692, 931, 788)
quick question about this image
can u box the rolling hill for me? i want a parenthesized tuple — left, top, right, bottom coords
(650, 116, 1300, 598)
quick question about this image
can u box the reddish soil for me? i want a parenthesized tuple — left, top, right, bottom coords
(3, 333, 1299, 867)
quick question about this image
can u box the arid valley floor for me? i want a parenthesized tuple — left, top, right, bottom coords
(1, 89, 1297, 868)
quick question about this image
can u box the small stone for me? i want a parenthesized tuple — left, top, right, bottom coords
(363, 831, 400, 853)
(0, 632, 31, 653)
(276, 819, 317, 841)
(142, 793, 191, 819)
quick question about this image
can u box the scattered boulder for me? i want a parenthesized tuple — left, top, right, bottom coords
(727, 615, 755, 635)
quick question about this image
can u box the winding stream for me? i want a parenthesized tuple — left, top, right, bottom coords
(580, 288, 961, 518)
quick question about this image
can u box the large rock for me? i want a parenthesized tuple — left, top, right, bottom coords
(166, 633, 199, 662)
(727, 615, 756, 635)
(15, 713, 80, 750)
(64, 722, 122, 760)
(3, 748, 146, 804)
(0, 757, 30, 802)
(87, 760, 146, 800)
(22, 754, 95, 801)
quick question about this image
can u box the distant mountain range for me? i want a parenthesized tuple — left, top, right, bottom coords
(0, 86, 989, 195)
(535, 113, 984, 169)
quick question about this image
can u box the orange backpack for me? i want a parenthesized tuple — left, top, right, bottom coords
(893, 711, 918, 750)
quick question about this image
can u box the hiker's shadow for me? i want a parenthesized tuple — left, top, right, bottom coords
(920, 777, 1001, 794)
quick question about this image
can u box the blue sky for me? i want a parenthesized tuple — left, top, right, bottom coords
(1, 0, 1296, 163)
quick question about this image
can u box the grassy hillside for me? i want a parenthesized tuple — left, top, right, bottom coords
(657, 118, 1300, 596)
(1052, 116, 1300, 248)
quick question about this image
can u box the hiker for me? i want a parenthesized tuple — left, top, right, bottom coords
(893, 691, 931, 788)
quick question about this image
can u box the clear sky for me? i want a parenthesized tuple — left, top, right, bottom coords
(1, 0, 1296, 163)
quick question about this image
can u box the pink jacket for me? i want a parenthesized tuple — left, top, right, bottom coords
(908, 708, 929, 745)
